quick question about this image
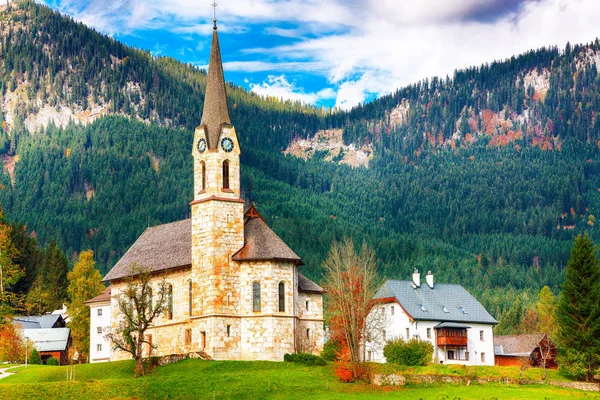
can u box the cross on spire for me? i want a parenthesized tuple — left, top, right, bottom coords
(212, 1, 218, 28)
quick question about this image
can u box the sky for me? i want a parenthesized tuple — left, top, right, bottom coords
(39, 0, 600, 110)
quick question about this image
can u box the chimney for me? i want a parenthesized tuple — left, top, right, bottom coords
(412, 269, 420, 287)
(426, 271, 434, 288)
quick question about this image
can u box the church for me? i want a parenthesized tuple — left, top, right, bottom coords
(100, 17, 324, 361)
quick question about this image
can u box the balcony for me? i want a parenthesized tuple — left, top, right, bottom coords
(437, 335, 468, 347)
(436, 327, 468, 347)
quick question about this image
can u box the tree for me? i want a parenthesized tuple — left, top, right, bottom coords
(0, 321, 24, 363)
(322, 238, 381, 381)
(29, 348, 41, 364)
(536, 286, 557, 337)
(67, 250, 104, 363)
(107, 264, 168, 376)
(0, 209, 23, 318)
(556, 234, 600, 382)
(43, 240, 69, 310)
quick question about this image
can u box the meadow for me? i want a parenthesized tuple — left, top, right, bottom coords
(0, 359, 598, 399)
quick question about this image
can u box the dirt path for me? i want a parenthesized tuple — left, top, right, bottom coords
(0, 366, 17, 380)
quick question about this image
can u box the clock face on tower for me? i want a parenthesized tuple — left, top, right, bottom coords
(197, 138, 207, 153)
(221, 137, 234, 153)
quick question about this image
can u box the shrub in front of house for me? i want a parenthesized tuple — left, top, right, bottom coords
(383, 338, 433, 366)
(321, 340, 341, 361)
(284, 353, 327, 366)
(29, 349, 41, 364)
(46, 357, 60, 366)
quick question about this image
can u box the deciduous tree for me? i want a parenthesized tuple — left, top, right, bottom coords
(67, 250, 104, 363)
(0, 209, 23, 318)
(322, 238, 381, 381)
(107, 264, 167, 376)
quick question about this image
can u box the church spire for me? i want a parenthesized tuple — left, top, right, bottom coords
(201, 10, 231, 149)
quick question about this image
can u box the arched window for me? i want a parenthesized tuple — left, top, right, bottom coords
(168, 284, 173, 320)
(222, 160, 230, 190)
(201, 161, 206, 191)
(188, 280, 193, 316)
(252, 282, 261, 312)
(278, 282, 285, 312)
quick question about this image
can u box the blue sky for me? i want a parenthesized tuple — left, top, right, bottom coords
(39, 0, 600, 109)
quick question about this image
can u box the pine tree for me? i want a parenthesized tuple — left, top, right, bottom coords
(43, 240, 69, 310)
(557, 234, 600, 382)
(67, 250, 104, 363)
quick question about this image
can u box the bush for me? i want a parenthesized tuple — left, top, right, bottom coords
(29, 349, 41, 365)
(45, 357, 60, 366)
(383, 338, 433, 366)
(321, 340, 341, 361)
(283, 353, 326, 366)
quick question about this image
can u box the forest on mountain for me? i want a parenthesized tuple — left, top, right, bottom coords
(1, 1, 600, 333)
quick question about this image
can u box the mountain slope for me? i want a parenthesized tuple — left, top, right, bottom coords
(1, 1, 600, 331)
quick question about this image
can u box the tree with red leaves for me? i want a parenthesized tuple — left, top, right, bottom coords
(323, 238, 382, 381)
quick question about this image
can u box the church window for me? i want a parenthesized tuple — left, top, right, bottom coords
(278, 282, 285, 312)
(252, 282, 261, 312)
(185, 329, 192, 345)
(201, 161, 206, 191)
(305, 301, 309, 311)
(148, 287, 153, 312)
(188, 280, 193, 316)
(306, 328, 310, 339)
(222, 160, 230, 189)
(227, 325, 231, 337)
(201, 331, 206, 348)
(168, 284, 173, 320)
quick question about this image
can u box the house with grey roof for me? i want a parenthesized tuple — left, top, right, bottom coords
(13, 315, 71, 365)
(366, 270, 497, 366)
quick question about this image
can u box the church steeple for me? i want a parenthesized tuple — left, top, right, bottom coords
(201, 19, 231, 149)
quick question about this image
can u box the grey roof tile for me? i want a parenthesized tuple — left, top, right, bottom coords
(374, 279, 497, 325)
(23, 328, 70, 352)
(298, 273, 324, 293)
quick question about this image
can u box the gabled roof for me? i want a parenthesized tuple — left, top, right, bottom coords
(104, 206, 304, 281)
(232, 209, 302, 264)
(85, 286, 111, 305)
(13, 314, 65, 329)
(103, 219, 191, 282)
(494, 333, 548, 356)
(200, 23, 231, 149)
(374, 280, 497, 325)
(298, 273, 325, 293)
(23, 328, 70, 352)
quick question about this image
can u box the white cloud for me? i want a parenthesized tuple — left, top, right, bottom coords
(249, 75, 335, 105)
(41, 0, 600, 108)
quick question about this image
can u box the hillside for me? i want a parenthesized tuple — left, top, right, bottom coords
(1, 1, 600, 330)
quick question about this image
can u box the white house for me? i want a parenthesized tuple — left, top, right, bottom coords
(366, 270, 497, 366)
(85, 286, 112, 363)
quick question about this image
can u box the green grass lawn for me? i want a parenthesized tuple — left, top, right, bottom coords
(0, 359, 597, 399)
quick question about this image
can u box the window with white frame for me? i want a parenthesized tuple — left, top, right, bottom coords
(97, 344, 102, 352)
(97, 308, 102, 316)
(479, 330, 484, 341)
(97, 327, 102, 335)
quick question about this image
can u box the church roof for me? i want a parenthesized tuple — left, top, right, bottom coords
(200, 23, 231, 149)
(298, 273, 325, 293)
(103, 207, 304, 281)
(103, 219, 192, 282)
(232, 214, 303, 264)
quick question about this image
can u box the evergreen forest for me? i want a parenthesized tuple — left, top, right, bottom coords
(1, 1, 600, 332)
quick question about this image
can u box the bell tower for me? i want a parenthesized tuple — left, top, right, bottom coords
(191, 14, 245, 328)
